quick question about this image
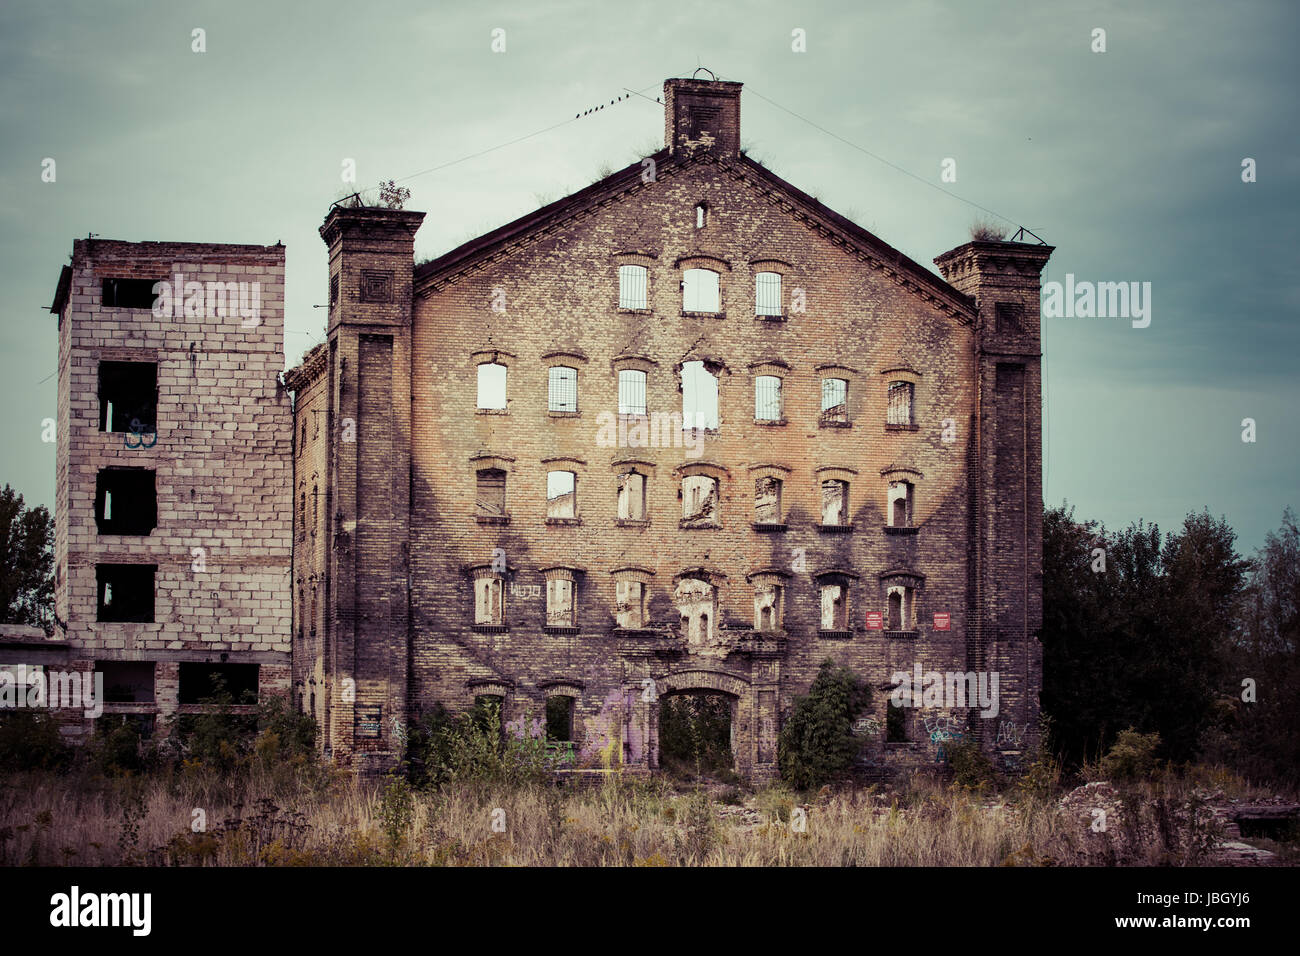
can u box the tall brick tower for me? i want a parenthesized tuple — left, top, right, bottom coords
(934, 239, 1054, 762)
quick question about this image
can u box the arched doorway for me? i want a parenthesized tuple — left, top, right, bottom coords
(651, 670, 752, 775)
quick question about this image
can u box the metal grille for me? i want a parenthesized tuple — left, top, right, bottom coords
(755, 271, 782, 316)
(618, 265, 647, 310)
(821, 378, 848, 422)
(754, 375, 782, 420)
(548, 366, 578, 412)
(887, 381, 913, 425)
(618, 369, 646, 415)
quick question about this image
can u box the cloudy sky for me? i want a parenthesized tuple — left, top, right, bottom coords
(1, 0, 1295, 553)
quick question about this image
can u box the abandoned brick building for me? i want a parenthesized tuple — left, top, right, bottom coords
(285, 75, 1053, 777)
(41, 240, 292, 738)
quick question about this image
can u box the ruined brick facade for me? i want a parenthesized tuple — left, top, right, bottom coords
(286, 77, 1052, 778)
(43, 240, 293, 738)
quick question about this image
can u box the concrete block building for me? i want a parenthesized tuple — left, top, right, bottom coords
(46, 239, 293, 739)
(286, 75, 1053, 777)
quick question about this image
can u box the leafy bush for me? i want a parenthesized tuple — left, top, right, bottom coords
(406, 702, 548, 789)
(0, 711, 70, 771)
(777, 659, 870, 790)
(1101, 728, 1162, 782)
(943, 736, 995, 790)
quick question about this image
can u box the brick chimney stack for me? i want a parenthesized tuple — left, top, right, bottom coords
(663, 76, 743, 157)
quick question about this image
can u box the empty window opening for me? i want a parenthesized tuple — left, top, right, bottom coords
(547, 366, 578, 412)
(887, 381, 914, 426)
(98, 661, 156, 703)
(546, 696, 574, 742)
(618, 369, 647, 416)
(547, 470, 577, 519)
(695, 204, 708, 229)
(474, 577, 504, 625)
(821, 479, 849, 526)
(95, 468, 156, 535)
(888, 481, 914, 527)
(617, 471, 646, 520)
(820, 582, 848, 630)
(659, 691, 733, 773)
(755, 272, 782, 316)
(754, 585, 783, 631)
(546, 577, 576, 627)
(618, 265, 648, 310)
(101, 277, 159, 310)
(472, 695, 504, 738)
(681, 474, 718, 524)
(887, 585, 915, 630)
(754, 375, 782, 421)
(98, 361, 157, 433)
(682, 268, 720, 313)
(615, 580, 646, 628)
(681, 361, 719, 431)
(178, 662, 259, 704)
(477, 362, 507, 410)
(95, 564, 155, 623)
(476, 468, 507, 519)
(886, 701, 908, 742)
(821, 378, 848, 424)
(754, 476, 782, 524)
(675, 579, 716, 645)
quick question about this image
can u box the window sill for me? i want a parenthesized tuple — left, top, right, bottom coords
(476, 515, 511, 525)
(752, 522, 787, 533)
(679, 519, 722, 530)
(614, 518, 650, 528)
(884, 629, 919, 640)
(617, 307, 653, 316)
(817, 523, 854, 533)
(884, 526, 918, 536)
(476, 408, 509, 416)
(547, 410, 581, 419)
(681, 310, 726, 320)
(818, 629, 854, 640)
(753, 418, 787, 426)
(884, 423, 918, 432)
(471, 623, 510, 633)
(818, 419, 852, 429)
(546, 517, 582, 527)
(543, 625, 581, 634)
(755, 312, 786, 321)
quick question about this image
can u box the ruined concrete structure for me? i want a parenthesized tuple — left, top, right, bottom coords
(285, 76, 1053, 777)
(43, 240, 292, 737)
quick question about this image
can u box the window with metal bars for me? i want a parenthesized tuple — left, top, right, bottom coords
(548, 366, 578, 412)
(887, 381, 914, 426)
(618, 369, 647, 415)
(755, 272, 782, 316)
(820, 377, 848, 423)
(618, 265, 648, 310)
(754, 375, 782, 421)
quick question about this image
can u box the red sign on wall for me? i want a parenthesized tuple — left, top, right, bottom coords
(933, 612, 951, 631)
(865, 611, 883, 630)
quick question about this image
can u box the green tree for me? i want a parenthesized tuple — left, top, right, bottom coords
(777, 659, 870, 790)
(0, 485, 54, 631)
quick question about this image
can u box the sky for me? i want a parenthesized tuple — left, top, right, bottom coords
(1, 0, 1295, 554)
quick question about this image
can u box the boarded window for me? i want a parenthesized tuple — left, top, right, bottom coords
(754, 375, 782, 421)
(821, 479, 848, 525)
(98, 361, 156, 433)
(618, 265, 648, 310)
(821, 378, 848, 423)
(754, 476, 781, 524)
(617, 471, 646, 520)
(682, 268, 720, 312)
(95, 468, 156, 535)
(477, 362, 507, 409)
(96, 564, 155, 623)
(476, 469, 506, 518)
(178, 662, 258, 704)
(887, 381, 914, 426)
(547, 471, 576, 519)
(548, 366, 578, 412)
(681, 361, 719, 431)
(101, 277, 158, 309)
(755, 272, 782, 316)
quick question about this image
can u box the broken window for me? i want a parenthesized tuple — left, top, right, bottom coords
(178, 662, 259, 704)
(753, 584, 783, 631)
(887, 585, 915, 631)
(887, 381, 914, 426)
(820, 581, 848, 631)
(681, 360, 719, 431)
(619, 265, 648, 310)
(101, 277, 159, 310)
(546, 576, 576, 627)
(754, 375, 782, 421)
(681, 474, 718, 524)
(675, 578, 716, 645)
(476, 469, 507, 519)
(98, 661, 156, 703)
(618, 369, 647, 416)
(474, 576, 505, 625)
(616, 471, 646, 520)
(95, 468, 156, 535)
(615, 580, 646, 628)
(546, 696, 574, 742)
(888, 480, 914, 527)
(755, 272, 782, 316)
(682, 268, 720, 312)
(96, 564, 155, 623)
(754, 476, 782, 524)
(821, 479, 849, 526)
(886, 701, 908, 742)
(477, 362, 507, 410)
(548, 366, 578, 412)
(547, 471, 577, 519)
(98, 361, 156, 433)
(821, 378, 848, 424)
